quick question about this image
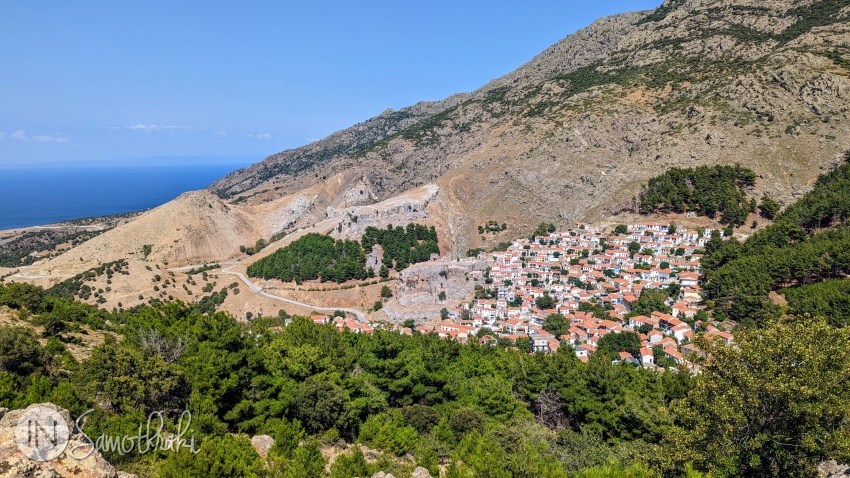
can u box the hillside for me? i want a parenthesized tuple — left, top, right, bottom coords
(36, 190, 259, 273)
(208, 0, 850, 258)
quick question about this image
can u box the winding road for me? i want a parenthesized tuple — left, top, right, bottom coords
(219, 263, 367, 322)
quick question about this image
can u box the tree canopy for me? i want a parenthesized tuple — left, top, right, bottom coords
(662, 315, 850, 477)
(638, 165, 756, 226)
(247, 224, 439, 284)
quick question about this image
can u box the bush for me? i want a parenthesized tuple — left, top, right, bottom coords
(448, 408, 485, 440)
(0, 326, 46, 376)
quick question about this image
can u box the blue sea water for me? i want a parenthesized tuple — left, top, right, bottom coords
(0, 163, 249, 230)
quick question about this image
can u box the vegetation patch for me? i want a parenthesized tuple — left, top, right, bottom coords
(0, 228, 109, 268)
(703, 155, 850, 324)
(248, 224, 439, 284)
(638, 165, 756, 226)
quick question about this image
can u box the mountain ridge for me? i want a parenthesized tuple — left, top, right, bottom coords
(210, 0, 850, 257)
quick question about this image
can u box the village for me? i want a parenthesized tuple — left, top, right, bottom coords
(419, 222, 735, 369)
(309, 222, 735, 370)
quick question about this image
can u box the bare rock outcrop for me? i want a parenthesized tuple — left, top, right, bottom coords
(326, 185, 440, 241)
(411, 466, 434, 478)
(250, 434, 275, 458)
(382, 258, 487, 324)
(819, 460, 850, 477)
(0, 403, 119, 478)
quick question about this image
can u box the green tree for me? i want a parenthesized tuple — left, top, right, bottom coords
(535, 293, 556, 310)
(78, 340, 188, 413)
(269, 418, 306, 459)
(402, 404, 441, 433)
(628, 289, 671, 317)
(596, 331, 641, 358)
(291, 377, 350, 435)
(0, 326, 46, 376)
(628, 242, 640, 257)
(515, 336, 533, 353)
(543, 313, 568, 337)
(159, 434, 263, 478)
(284, 440, 328, 478)
(663, 315, 850, 477)
(330, 446, 369, 478)
(0, 282, 46, 312)
(759, 195, 781, 219)
(448, 408, 486, 440)
(577, 301, 610, 320)
(380, 285, 393, 298)
(614, 224, 629, 235)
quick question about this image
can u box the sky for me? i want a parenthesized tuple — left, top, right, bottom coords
(0, 1, 661, 167)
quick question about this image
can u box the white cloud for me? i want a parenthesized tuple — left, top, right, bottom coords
(33, 135, 69, 143)
(128, 124, 160, 131)
(215, 130, 228, 137)
(238, 132, 273, 140)
(126, 124, 190, 132)
(0, 131, 6, 140)
(3, 130, 68, 143)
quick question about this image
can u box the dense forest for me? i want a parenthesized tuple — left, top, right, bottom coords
(702, 156, 850, 325)
(361, 224, 439, 271)
(638, 165, 756, 226)
(0, 280, 848, 477)
(248, 225, 439, 284)
(247, 234, 368, 284)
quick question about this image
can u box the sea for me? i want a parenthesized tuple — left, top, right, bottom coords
(0, 162, 251, 230)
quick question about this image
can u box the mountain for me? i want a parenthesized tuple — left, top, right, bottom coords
(208, 0, 850, 256)
(18, 0, 850, 281)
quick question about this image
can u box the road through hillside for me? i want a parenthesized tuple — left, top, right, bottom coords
(220, 264, 367, 321)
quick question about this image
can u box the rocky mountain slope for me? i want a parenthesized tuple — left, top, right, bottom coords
(209, 0, 850, 256)
(19, 0, 850, 283)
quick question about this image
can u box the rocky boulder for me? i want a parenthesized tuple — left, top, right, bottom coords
(0, 403, 120, 478)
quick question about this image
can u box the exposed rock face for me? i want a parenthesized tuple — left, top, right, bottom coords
(411, 466, 434, 478)
(365, 244, 384, 273)
(819, 460, 850, 477)
(0, 403, 119, 478)
(250, 434, 275, 458)
(262, 193, 318, 235)
(382, 258, 487, 324)
(327, 185, 440, 241)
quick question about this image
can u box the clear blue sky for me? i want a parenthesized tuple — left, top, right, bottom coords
(0, 1, 660, 167)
